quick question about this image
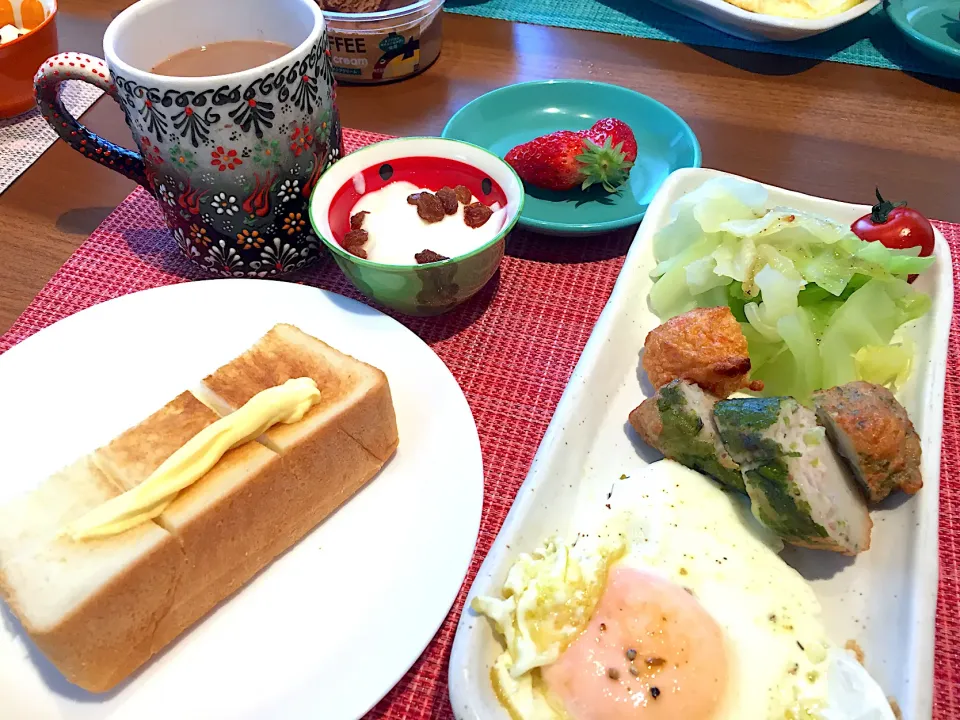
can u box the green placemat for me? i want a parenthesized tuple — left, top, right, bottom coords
(445, 0, 960, 78)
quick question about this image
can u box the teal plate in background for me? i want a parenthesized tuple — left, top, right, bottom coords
(441, 80, 701, 237)
(886, 0, 960, 71)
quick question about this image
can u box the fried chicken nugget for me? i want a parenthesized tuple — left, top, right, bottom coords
(642, 306, 762, 399)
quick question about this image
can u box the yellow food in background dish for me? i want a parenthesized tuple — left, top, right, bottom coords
(723, 0, 862, 19)
(473, 461, 896, 720)
(65, 377, 321, 540)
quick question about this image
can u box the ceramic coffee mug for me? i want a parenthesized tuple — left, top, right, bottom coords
(35, 0, 341, 277)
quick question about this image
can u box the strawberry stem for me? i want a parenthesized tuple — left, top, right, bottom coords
(575, 137, 633, 193)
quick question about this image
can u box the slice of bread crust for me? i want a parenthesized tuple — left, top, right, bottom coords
(0, 457, 183, 693)
(94, 391, 220, 492)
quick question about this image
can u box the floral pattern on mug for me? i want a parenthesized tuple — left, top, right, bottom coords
(282, 212, 307, 235)
(38, 34, 341, 278)
(158, 183, 177, 206)
(211, 146, 243, 172)
(277, 179, 300, 203)
(141, 137, 165, 167)
(205, 239, 245, 275)
(210, 192, 239, 216)
(255, 237, 303, 274)
(169, 144, 197, 172)
(253, 139, 281, 167)
(237, 228, 264, 250)
(289, 122, 314, 157)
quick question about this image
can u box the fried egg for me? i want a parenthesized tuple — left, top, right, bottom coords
(472, 461, 895, 720)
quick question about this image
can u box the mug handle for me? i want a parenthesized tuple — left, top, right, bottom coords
(34, 52, 148, 187)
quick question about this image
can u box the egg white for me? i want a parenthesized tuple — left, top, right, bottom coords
(592, 461, 873, 718)
(475, 460, 896, 720)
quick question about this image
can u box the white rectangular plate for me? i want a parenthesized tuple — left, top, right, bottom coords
(650, 0, 880, 42)
(448, 167, 954, 720)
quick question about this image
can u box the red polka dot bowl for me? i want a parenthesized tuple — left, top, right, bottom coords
(309, 137, 524, 316)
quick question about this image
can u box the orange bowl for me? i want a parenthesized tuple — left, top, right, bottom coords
(0, 0, 58, 119)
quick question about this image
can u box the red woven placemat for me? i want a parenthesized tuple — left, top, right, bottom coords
(1, 129, 957, 718)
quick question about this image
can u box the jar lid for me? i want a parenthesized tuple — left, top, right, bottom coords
(320, 0, 442, 22)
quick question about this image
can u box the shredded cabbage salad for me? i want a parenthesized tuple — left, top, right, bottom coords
(649, 178, 935, 401)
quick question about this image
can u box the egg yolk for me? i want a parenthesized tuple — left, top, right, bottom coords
(540, 566, 728, 719)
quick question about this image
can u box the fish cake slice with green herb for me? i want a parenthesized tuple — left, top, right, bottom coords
(713, 397, 872, 555)
(629, 380, 744, 492)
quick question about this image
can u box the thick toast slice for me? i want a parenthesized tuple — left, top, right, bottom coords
(0, 457, 182, 693)
(0, 325, 399, 693)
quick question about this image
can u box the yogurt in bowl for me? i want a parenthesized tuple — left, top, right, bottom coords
(310, 137, 525, 316)
(346, 179, 507, 264)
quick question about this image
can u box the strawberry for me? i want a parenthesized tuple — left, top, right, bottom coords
(585, 118, 638, 165)
(504, 131, 586, 194)
(504, 118, 637, 193)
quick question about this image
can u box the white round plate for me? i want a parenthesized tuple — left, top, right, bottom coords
(0, 279, 483, 720)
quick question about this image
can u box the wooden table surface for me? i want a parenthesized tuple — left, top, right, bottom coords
(2, 0, 959, 334)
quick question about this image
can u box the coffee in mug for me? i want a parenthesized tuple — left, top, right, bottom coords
(35, 0, 341, 277)
(151, 41, 295, 77)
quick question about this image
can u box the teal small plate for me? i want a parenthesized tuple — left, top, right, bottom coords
(441, 80, 701, 236)
(886, 0, 960, 71)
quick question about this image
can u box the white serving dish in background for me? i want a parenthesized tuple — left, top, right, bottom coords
(449, 167, 953, 720)
(652, 0, 880, 42)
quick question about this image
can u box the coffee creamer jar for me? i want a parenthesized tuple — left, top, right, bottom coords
(319, 0, 443, 84)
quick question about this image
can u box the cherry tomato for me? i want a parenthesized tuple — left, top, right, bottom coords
(851, 188, 935, 257)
